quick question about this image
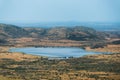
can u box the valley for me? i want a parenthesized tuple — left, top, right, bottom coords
(0, 23, 120, 80)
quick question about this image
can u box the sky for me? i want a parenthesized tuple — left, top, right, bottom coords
(0, 0, 120, 23)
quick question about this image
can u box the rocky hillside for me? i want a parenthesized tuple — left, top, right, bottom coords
(0, 23, 108, 41)
(25, 26, 106, 41)
(0, 23, 29, 39)
(66, 26, 105, 41)
(104, 31, 120, 38)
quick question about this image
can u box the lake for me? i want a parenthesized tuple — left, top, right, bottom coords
(9, 47, 104, 58)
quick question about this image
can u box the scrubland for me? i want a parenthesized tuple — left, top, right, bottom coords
(0, 46, 120, 80)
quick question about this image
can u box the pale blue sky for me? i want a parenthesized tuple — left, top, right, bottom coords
(0, 0, 120, 23)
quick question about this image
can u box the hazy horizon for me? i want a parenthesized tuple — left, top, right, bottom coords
(1, 21, 120, 31)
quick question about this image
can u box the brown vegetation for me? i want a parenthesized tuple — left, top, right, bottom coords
(0, 47, 39, 61)
(0, 47, 120, 80)
(0, 23, 120, 80)
(86, 44, 120, 53)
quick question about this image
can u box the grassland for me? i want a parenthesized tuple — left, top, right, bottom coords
(0, 46, 120, 80)
(86, 44, 120, 53)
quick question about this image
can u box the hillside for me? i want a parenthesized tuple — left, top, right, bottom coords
(0, 23, 29, 39)
(24, 26, 107, 41)
(0, 23, 115, 41)
(0, 23, 120, 80)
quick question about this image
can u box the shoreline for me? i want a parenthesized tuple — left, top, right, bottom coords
(0, 46, 41, 61)
(0, 43, 120, 61)
(1, 45, 119, 60)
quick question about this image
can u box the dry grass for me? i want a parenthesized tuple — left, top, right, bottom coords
(0, 47, 39, 61)
(0, 52, 39, 61)
(86, 44, 120, 53)
(0, 44, 120, 80)
(0, 75, 20, 80)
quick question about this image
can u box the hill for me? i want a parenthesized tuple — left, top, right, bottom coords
(0, 23, 110, 41)
(25, 26, 106, 41)
(0, 23, 29, 39)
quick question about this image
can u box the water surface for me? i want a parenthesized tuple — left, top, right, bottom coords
(10, 47, 102, 58)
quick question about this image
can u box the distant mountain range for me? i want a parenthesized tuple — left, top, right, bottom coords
(11, 22, 120, 31)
